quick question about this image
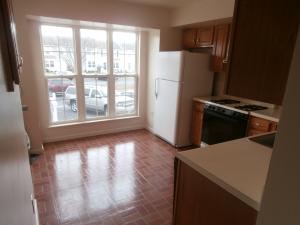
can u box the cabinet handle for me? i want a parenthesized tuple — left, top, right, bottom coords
(155, 78, 159, 99)
(18, 56, 23, 69)
(255, 122, 260, 127)
(222, 59, 229, 64)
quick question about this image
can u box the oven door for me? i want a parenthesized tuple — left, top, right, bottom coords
(202, 108, 248, 145)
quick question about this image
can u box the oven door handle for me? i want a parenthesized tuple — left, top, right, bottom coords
(203, 109, 248, 121)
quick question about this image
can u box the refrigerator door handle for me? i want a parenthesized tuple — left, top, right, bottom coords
(155, 78, 159, 99)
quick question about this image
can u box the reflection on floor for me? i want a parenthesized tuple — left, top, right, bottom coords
(31, 129, 177, 225)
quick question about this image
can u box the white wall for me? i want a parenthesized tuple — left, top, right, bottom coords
(171, 0, 235, 27)
(146, 30, 160, 131)
(13, 0, 171, 29)
(12, 0, 172, 147)
(0, 35, 35, 225)
(256, 29, 300, 225)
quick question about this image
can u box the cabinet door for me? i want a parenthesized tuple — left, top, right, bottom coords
(246, 116, 278, 136)
(182, 29, 197, 49)
(173, 161, 258, 225)
(191, 102, 204, 146)
(0, 0, 20, 91)
(248, 116, 271, 132)
(195, 26, 214, 47)
(226, 0, 299, 105)
(269, 122, 278, 132)
(211, 23, 231, 72)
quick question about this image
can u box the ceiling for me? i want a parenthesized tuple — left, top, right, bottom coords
(116, 0, 199, 8)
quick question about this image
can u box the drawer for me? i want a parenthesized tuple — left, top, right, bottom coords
(194, 102, 204, 112)
(247, 129, 266, 137)
(270, 122, 278, 131)
(248, 117, 271, 132)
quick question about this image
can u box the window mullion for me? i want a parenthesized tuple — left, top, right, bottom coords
(108, 30, 115, 118)
(74, 27, 86, 121)
(135, 75, 139, 115)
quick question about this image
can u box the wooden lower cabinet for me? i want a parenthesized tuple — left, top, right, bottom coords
(191, 102, 204, 146)
(173, 160, 258, 225)
(247, 116, 278, 136)
(270, 121, 278, 132)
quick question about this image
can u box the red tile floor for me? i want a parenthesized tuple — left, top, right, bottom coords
(31, 129, 178, 225)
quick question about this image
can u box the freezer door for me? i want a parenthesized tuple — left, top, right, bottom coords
(157, 51, 183, 82)
(153, 79, 180, 145)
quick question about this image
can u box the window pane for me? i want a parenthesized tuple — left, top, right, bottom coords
(80, 29, 108, 75)
(125, 54, 136, 74)
(60, 52, 75, 75)
(84, 77, 108, 118)
(115, 77, 136, 115)
(41, 25, 75, 75)
(48, 78, 77, 123)
(113, 32, 137, 75)
(44, 51, 60, 75)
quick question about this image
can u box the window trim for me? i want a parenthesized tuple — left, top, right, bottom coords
(39, 23, 140, 126)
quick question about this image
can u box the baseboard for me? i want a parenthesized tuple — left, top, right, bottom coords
(43, 124, 146, 143)
(29, 145, 44, 155)
(146, 125, 155, 134)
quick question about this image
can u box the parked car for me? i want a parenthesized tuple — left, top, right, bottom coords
(116, 90, 135, 98)
(64, 85, 135, 115)
(48, 78, 74, 95)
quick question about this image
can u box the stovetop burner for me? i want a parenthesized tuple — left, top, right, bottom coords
(211, 99, 241, 105)
(234, 104, 268, 112)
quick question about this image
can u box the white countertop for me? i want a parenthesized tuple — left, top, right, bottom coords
(176, 137, 273, 211)
(194, 95, 281, 122)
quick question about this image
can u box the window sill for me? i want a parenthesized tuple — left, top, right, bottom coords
(49, 115, 141, 128)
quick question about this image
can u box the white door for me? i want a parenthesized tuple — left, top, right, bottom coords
(158, 51, 183, 81)
(154, 79, 180, 145)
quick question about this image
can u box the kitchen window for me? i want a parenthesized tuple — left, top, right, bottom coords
(40, 24, 139, 124)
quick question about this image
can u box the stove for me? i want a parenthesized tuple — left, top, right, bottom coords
(234, 104, 268, 112)
(211, 99, 241, 105)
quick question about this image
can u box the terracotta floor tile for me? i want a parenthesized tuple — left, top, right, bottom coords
(31, 129, 177, 225)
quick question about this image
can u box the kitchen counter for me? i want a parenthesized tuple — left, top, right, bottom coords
(193, 95, 281, 122)
(176, 137, 272, 211)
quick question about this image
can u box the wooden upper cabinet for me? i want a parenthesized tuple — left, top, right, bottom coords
(226, 0, 299, 105)
(195, 26, 214, 47)
(182, 28, 197, 49)
(211, 23, 231, 72)
(182, 26, 214, 49)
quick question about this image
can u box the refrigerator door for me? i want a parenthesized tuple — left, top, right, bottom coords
(157, 51, 183, 82)
(153, 78, 180, 145)
(176, 52, 214, 147)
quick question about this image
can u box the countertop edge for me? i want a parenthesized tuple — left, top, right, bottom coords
(250, 112, 279, 123)
(176, 152, 260, 211)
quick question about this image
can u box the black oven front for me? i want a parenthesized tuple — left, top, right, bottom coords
(201, 104, 249, 145)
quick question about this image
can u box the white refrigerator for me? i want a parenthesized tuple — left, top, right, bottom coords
(153, 51, 213, 147)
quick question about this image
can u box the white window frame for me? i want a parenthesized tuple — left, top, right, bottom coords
(111, 29, 139, 119)
(39, 23, 140, 126)
(40, 24, 79, 125)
